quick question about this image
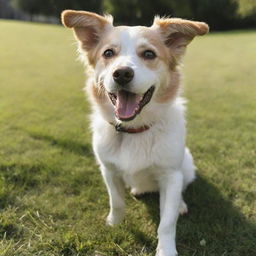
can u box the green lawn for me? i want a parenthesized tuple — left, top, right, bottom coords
(0, 20, 255, 256)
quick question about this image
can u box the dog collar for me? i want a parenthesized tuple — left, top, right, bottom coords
(109, 122, 150, 134)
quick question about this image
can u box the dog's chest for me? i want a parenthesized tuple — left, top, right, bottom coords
(115, 133, 155, 172)
(94, 128, 169, 173)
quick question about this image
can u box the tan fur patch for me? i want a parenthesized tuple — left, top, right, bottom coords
(61, 10, 110, 29)
(155, 69, 181, 103)
(153, 17, 209, 36)
(61, 10, 113, 53)
(85, 29, 121, 67)
(137, 27, 181, 103)
(140, 28, 178, 70)
(152, 17, 209, 59)
(87, 80, 108, 104)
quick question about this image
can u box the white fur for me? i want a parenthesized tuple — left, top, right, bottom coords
(91, 100, 196, 256)
(88, 25, 195, 256)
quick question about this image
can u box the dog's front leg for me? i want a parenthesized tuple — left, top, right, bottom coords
(156, 171, 183, 256)
(101, 165, 125, 226)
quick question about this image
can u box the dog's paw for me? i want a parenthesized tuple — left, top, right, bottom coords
(179, 200, 188, 215)
(130, 187, 158, 197)
(106, 210, 124, 226)
(156, 248, 178, 256)
(156, 240, 178, 256)
(130, 187, 144, 196)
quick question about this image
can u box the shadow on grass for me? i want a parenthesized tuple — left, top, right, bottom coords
(134, 175, 256, 256)
(0, 161, 54, 211)
(28, 131, 93, 157)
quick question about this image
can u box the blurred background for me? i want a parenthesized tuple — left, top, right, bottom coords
(1, 0, 256, 30)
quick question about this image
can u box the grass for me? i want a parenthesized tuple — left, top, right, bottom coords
(0, 19, 255, 256)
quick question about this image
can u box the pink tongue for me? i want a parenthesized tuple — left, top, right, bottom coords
(116, 90, 141, 119)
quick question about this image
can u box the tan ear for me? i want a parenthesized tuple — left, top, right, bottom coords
(152, 17, 209, 57)
(61, 10, 113, 51)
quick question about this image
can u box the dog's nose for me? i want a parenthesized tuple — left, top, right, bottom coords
(113, 66, 134, 85)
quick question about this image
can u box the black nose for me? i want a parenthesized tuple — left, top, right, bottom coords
(113, 66, 134, 85)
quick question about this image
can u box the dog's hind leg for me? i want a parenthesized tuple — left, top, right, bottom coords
(181, 147, 196, 191)
(178, 148, 196, 216)
(179, 197, 188, 215)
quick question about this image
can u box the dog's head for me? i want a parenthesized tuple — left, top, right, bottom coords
(62, 10, 208, 122)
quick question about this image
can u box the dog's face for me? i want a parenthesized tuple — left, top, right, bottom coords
(62, 11, 208, 122)
(92, 26, 167, 121)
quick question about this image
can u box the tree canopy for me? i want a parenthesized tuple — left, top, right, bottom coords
(11, 0, 256, 30)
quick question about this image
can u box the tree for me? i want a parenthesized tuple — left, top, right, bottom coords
(188, 0, 239, 30)
(104, 0, 193, 26)
(11, 0, 43, 19)
(10, 0, 255, 30)
(104, 0, 241, 30)
(11, 0, 103, 19)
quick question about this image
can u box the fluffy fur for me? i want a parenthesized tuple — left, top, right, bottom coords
(61, 10, 209, 256)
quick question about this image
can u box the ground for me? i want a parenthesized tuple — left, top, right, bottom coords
(0, 20, 255, 256)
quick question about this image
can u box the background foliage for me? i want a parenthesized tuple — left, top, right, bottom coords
(10, 0, 256, 29)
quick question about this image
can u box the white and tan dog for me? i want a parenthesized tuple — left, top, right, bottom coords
(61, 10, 208, 256)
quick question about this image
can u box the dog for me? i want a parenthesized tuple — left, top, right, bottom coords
(61, 10, 209, 256)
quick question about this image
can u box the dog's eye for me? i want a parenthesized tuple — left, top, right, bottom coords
(142, 50, 156, 60)
(103, 49, 115, 58)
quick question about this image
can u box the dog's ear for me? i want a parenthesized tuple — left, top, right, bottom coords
(61, 10, 113, 51)
(152, 17, 209, 58)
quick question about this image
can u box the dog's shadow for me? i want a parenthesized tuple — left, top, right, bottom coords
(27, 130, 93, 157)
(132, 175, 256, 255)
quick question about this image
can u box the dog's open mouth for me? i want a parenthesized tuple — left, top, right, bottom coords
(108, 86, 155, 121)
